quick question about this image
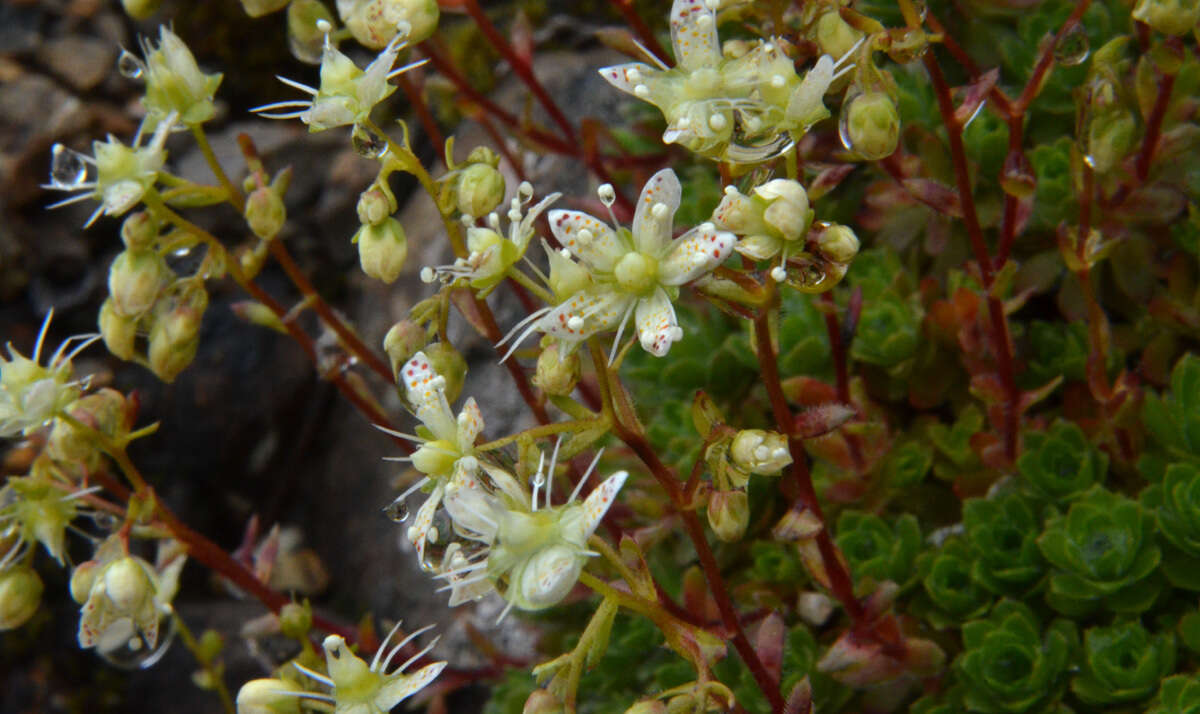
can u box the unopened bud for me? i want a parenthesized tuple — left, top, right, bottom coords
(1132, 0, 1200, 36)
(814, 11, 862, 60)
(278, 602, 312, 640)
(245, 186, 286, 240)
(816, 224, 860, 264)
(239, 0, 290, 18)
(99, 298, 138, 360)
(108, 249, 172, 317)
(0, 566, 43, 630)
(147, 285, 207, 383)
(235, 678, 303, 714)
(797, 591, 835, 626)
(121, 211, 159, 249)
(711, 187, 770, 237)
(103, 557, 154, 612)
(287, 0, 337, 64)
(357, 187, 394, 226)
(523, 689, 564, 714)
(48, 389, 127, 465)
(456, 163, 506, 218)
(730, 429, 792, 475)
(339, 0, 441, 49)
(70, 561, 101, 604)
(1085, 113, 1136, 174)
(423, 342, 466, 403)
(842, 91, 901, 161)
(756, 179, 811, 240)
(383, 320, 426, 375)
(355, 217, 408, 283)
(707, 489, 749, 542)
(532, 340, 580, 396)
(624, 701, 667, 714)
(121, 0, 162, 19)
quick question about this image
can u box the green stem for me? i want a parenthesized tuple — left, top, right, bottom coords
(507, 268, 555, 304)
(173, 612, 235, 714)
(190, 125, 244, 213)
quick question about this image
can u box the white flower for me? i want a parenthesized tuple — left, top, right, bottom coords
(502, 169, 736, 359)
(135, 26, 224, 127)
(45, 117, 175, 228)
(0, 311, 98, 438)
(291, 625, 446, 714)
(252, 24, 425, 132)
(420, 182, 560, 297)
(598, 0, 858, 162)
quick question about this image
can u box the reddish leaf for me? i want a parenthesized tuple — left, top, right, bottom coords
(953, 68, 999, 128)
(901, 178, 964, 217)
(754, 613, 786, 683)
(795, 403, 857, 439)
(807, 164, 857, 201)
(969, 373, 1007, 405)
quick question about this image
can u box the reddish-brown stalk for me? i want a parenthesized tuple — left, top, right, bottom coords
(819, 292, 865, 471)
(608, 0, 670, 66)
(394, 71, 446, 150)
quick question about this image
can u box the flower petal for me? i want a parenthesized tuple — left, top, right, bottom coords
(658, 222, 737, 285)
(632, 168, 681, 255)
(670, 0, 721, 71)
(598, 62, 658, 98)
(536, 292, 634, 346)
(401, 352, 457, 442)
(407, 484, 444, 565)
(378, 661, 449, 710)
(548, 209, 626, 272)
(455, 398, 484, 452)
(634, 288, 683, 356)
(581, 470, 629, 538)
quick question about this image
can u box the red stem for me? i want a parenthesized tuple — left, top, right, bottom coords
(819, 293, 865, 471)
(1136, 72, 1175, 182)
(608, 0, 670, 66)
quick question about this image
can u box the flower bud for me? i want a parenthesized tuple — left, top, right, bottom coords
(0, 566, 43, 630)
(239, 0, 290, 18)
(1085, 112, 1136, 174)
(245, 185, 286, 240)
(121, 0, 162, 19)
(142, 27, 223, 127)
(816, 224, 860, 264)
(730, 429, 792, 475)
(70, 561, 101, 604)
(814, 11, 863, 60)
(423, 342, 466, 404)
(383, 320, 426, 375)
(456, 163, 506, 218)
(357, 187, 394, 226)
(1132, 0, 1200, 36)
(624, 701, 667, 714)
(235, 678, 303, 714)
(147, 285, 207, 383)
(338, 0, 441, 49)
(121, 211, 158, 250)
(278, 602, 313, 640)
(103, 557, 154, 613)
(547, 245, 590, 300)
(707, 489, 750, 542)
(523, 689, 564, 714)
(713, 187, 771, 237)
(108, 249, 172, 317)
(287, 0, 337, 64)
(47, 389, 127, 466)
(355, 217, 408, 283)
(99, 298, 138, 360)
(533, 340, 580, 396)
(756, 179, 811, 240)
(841, 91, 901, 161)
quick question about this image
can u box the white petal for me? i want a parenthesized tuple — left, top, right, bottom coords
(401, 352, 457, 442)
(581, 470, 628, 537)
(631, 169, 681, 255)
(548, 209, 626, 272)
(536, 292, 634, 346)
(670, 0, 721, 71)
(455, 398, 484, 452)
(407, 484, 444, 565)
(658, 223, 737, 285)
(634, 288, 682, 356)
(598, 62, 656, 97)
(377, 661, 448, 710)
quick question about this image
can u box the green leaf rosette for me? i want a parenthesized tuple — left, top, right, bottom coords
(1071, 620, 1175, 706)
(963, 492, 1046, 597)
(1018, 419, 1108, 504)
(834, 511, 921, 592)
(1147, 674, 1200, 714)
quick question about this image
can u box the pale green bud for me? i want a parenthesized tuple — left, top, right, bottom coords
(99, 298, 138, 360)
(239, 0, 290, 18)
(47, 389, 127, 466)
(423, 342, 466, 404)
(0, 566, 43, 630)
(730, 429, 792, 475)
(1086, 113, 1137, 174)
(1132, 0, 1200, 36)
(357, 187, 394, 226)
(121, 0, 162, 19)
(236, 679, 303, 714)
(842, 91, 901, 161)
(355, 217, 408, 283)
(338, 0, 440, 49)
(70, 560, 101, 604)
(120, 211, 158, 250)
(103, 557, 154, 613)
(456, 163, 506, 218)
(623, 701, 667, 714)
(755, 179, 811, 240)
(142, 27, 223, 127)
(532, 340, 580, 396)
(707, 489, 749, 542)
(288, 0, 337, 64)
(244, 186, 286, 240)
(147, 285, 207, 383)
(816, 224, 860, 264)
(814, 11, 863, 60)
(108, 249, 171, 317)
(278, 602, 312, 640)
(383, 320, 426, 375)
(523, 689, 564, 714)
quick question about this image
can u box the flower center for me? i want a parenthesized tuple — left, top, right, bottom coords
(613, 252, 658, 295)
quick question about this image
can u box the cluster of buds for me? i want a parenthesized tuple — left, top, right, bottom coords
(713, 178, 859, 289)
(354, 182, 408, 283)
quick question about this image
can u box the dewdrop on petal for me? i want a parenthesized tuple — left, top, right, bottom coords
(730, 429, 791, 475)
(235, 678, 303, 714)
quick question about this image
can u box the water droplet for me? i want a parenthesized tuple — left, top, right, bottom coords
(97, 617, 174, 670)
(117, 50, 146, 80)
(384, 498, 410, 522)
(999, 151, 1037, 198)
(351, 124, 389, 160)
(49, 144, 89, 189)
(1054, 24, 1090, 67)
